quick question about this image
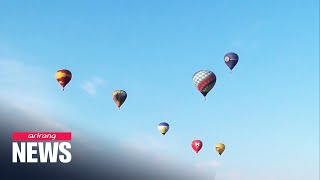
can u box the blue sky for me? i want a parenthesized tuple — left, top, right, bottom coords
(0, 1, 319, 179)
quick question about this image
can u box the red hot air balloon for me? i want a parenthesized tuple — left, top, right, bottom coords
(191, 140, 203, 154)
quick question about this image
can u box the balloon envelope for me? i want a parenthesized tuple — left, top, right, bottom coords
(215, 143, 225, 156)
(224, 52, 239, 70)
(192, 70, 216, 99)
(55, 69, 72, 91)
(158, 122, 169, 135)
(112, 90, 127, 108)
(191, 140, 203, 154)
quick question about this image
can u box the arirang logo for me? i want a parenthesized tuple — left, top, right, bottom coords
(12, 132, 72, 163)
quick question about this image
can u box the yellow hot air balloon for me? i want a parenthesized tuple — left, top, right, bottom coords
(55, 69, 72, 91)
(215, 143, 225, 156)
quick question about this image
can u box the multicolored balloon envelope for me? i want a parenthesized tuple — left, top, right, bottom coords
(192, 70, 216, 100)
(224, 52, 239, 70)
(112, 90, 127, 109)
(191, 140, 203, 154)
(215, 143, 225, 156)
(55, 69, 72, 91)
(158, 122, 169, 135)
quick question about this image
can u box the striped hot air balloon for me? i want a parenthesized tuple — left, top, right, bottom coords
(112, 90, 127, 109)
(192, 70, 216, 100)
(55, 69, 72, 91)
(158, 122, 169, 135)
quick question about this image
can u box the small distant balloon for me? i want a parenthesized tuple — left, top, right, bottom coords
(215, 143, 225, 156)
(192, 70, 216, 100)
(224, 52, 239, 70)
(191, 140, 203, 154)
(55, 69, 72, 91)
(158, 122, 169, 135)
(112, 90, 127, 109)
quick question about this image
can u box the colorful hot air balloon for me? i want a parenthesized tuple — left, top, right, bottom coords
(191, 140, 203, 154)
(112, 90, 127, 109)
(224, 52, 239, 70)
(215, 143, 225, 156)
(55, 69, 72, 91)
(158, 122, 169, 135)
(192, 70, 216, 100)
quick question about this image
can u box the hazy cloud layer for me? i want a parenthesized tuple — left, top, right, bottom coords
(81, 77, 106, 96)
(0, 102, 215, 180)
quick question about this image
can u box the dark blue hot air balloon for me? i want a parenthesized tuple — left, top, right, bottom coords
(224, 52, 239, 70)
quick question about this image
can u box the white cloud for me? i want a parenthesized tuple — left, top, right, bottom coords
(122, 134, 177, 166)
(0, 59, 62, 124)
(195, 160, 220, 170)
(215, 170, 246, 180)
(123, 134, 190, 166)
(193, 160, 220, 179)
(124, 134, 170, 152)
(0, 59, 44, 85)
(0, 59, 61, 112)
(81, 76, 106, 96)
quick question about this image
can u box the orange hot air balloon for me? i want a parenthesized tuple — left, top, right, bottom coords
(55, 69, 72, 91)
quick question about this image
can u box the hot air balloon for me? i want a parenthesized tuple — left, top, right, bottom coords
(158, 122, 169, 135)
(224, 52, 239, 71)
(215, 143, 225, 156)
(112, 90, 127, 109)
(191, 140, 203, 154)
(192, 70, 216, 100)
(55, 69, 72, 91)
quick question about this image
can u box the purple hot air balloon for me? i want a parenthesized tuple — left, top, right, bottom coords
(224, 52, 239, 70)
